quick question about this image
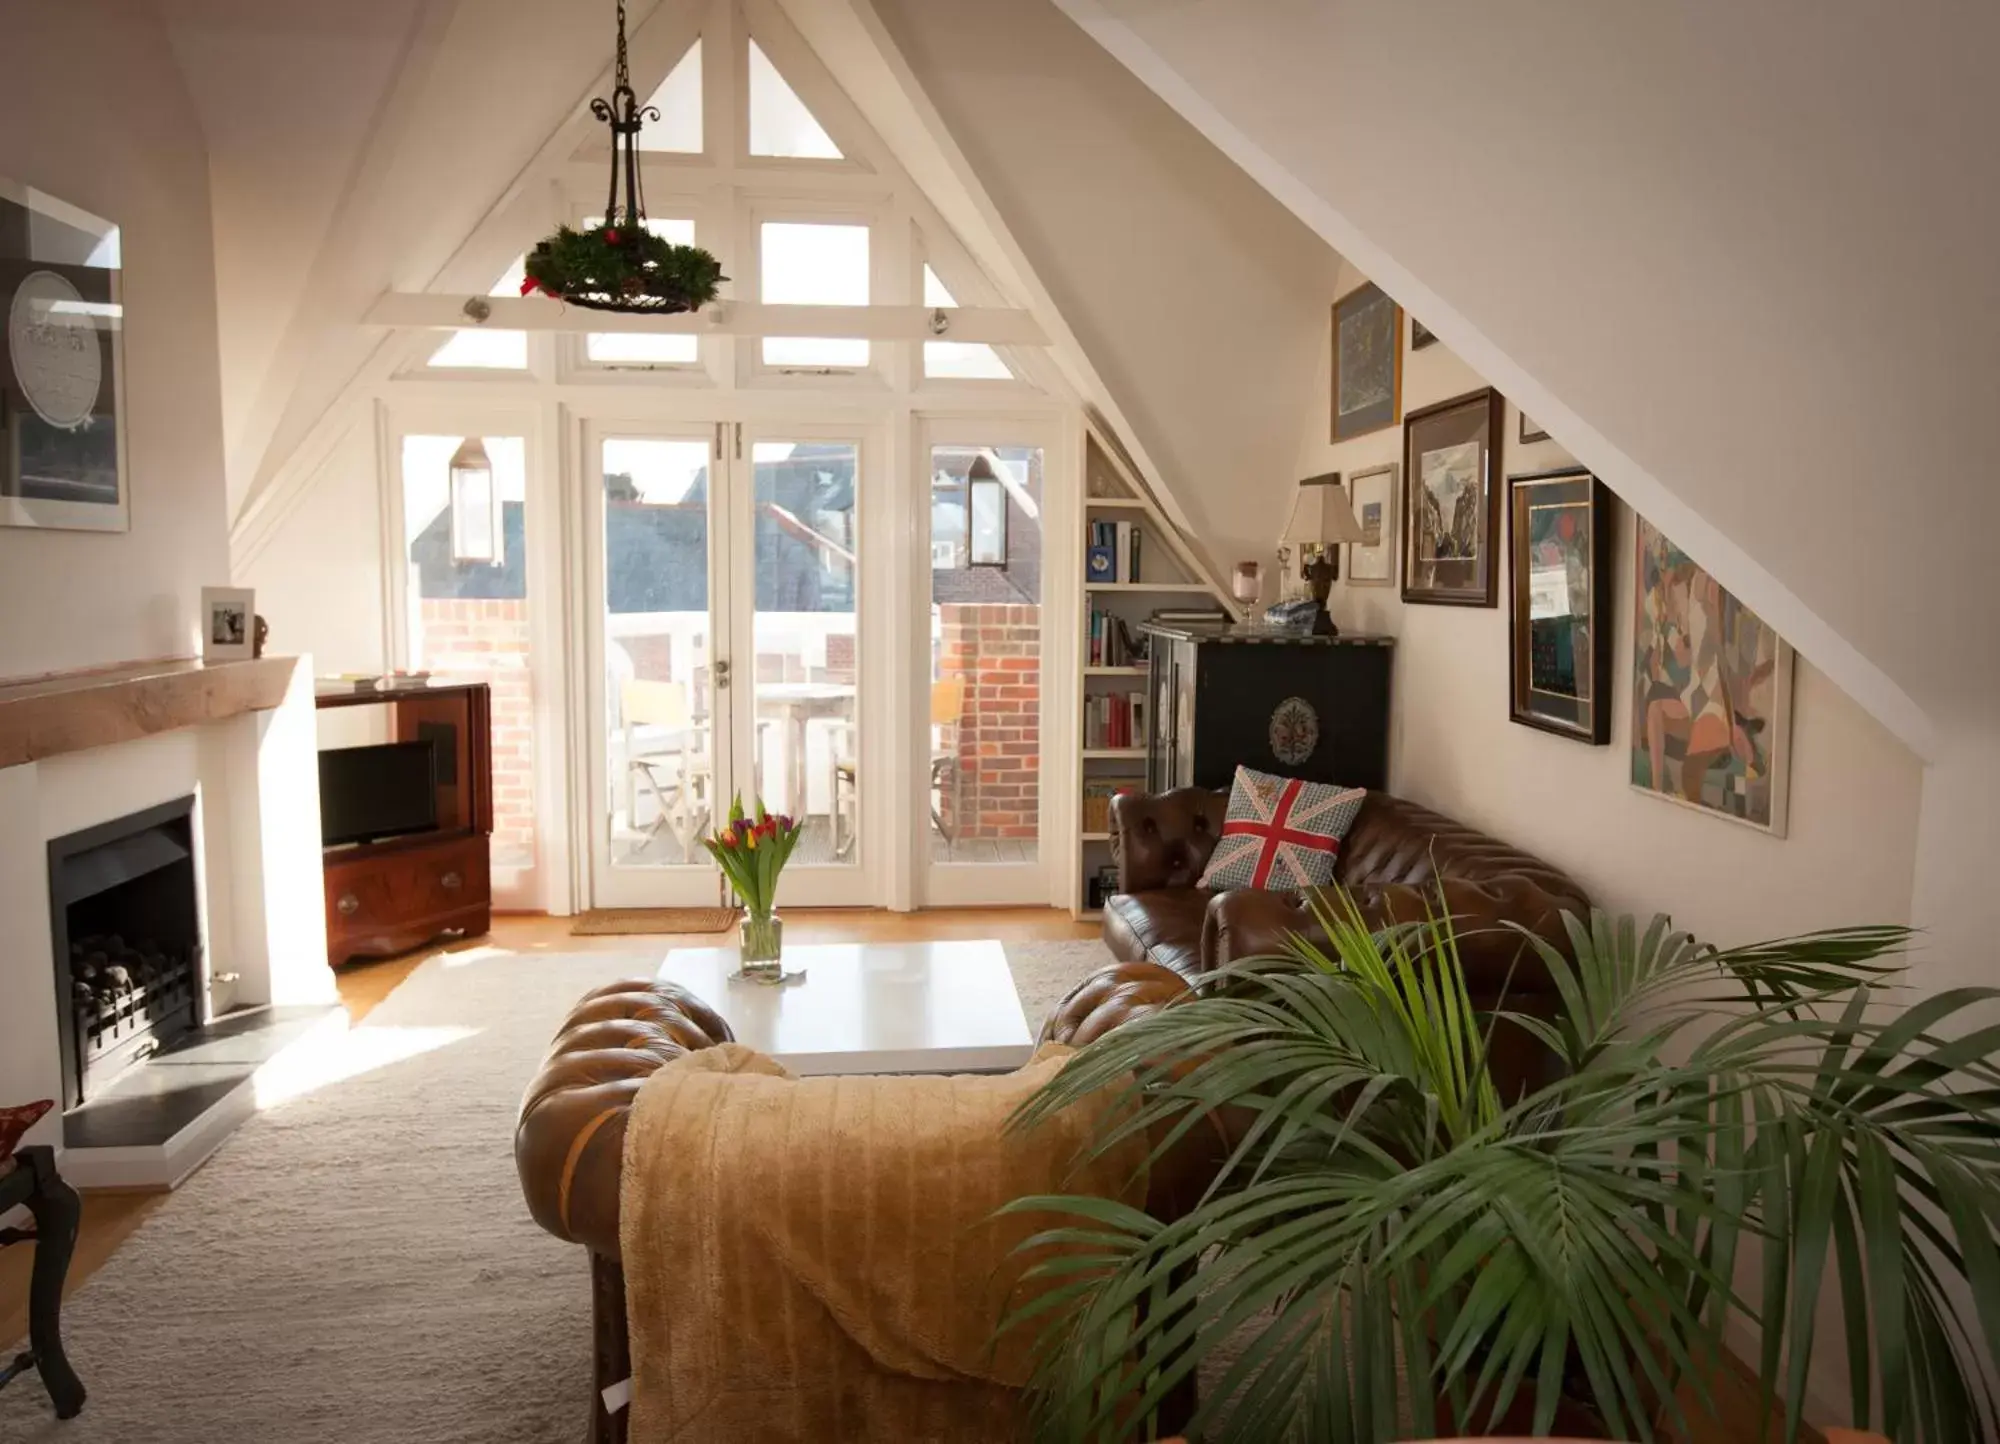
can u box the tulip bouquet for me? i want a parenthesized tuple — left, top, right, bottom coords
(702, 795, 802, 973)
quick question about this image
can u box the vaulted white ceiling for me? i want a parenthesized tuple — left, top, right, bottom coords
(1055, 0, 2000, 756)
(155, 0, 1338, 578)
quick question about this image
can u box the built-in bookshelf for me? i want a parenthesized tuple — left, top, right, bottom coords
(1071, 426, 1238, 917)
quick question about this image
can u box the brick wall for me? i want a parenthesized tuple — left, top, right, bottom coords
(418, 598, 535, 867)
(937, 602, 1040, 840)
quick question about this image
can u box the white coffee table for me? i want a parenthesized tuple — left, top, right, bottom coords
(654, 939, 1036, 1076)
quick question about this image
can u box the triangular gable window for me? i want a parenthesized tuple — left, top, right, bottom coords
(922, 265, 1012, 381)
(639, 39, 703, 154)
(748, 39, 840, 159)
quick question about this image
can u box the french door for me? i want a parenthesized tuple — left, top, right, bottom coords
(582, 419, 882, 908)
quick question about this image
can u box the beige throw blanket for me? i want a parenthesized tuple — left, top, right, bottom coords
(619, 1043, 1147, 1443)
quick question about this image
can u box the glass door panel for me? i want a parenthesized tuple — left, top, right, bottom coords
(398, 434, 539, 880)
(926, 443, 1044, 878)
(744, 440, 860, 877)
(599, 436, 722, 881)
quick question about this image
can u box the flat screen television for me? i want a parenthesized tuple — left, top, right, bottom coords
(319, 741, 439, 847)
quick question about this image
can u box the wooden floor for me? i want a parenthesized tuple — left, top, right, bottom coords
(0, 906, 1816, 1442)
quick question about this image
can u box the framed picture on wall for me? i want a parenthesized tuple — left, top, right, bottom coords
(1630, 517, 1794, 835)
(1411, 318, 1438, 351)
(1507, 467, 1614, 743)
(1400, 387, 1504, 606)
(1330, 282, 1402, 442)
(0, 177, 127, 533)
(1519, 413, 1551, 444)
(1344, 463, 1396, 586)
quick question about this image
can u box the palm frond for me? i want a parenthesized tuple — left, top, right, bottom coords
(1000, 892, 1995, 1443)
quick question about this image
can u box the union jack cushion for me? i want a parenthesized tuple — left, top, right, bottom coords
(1198, 767, 1367, 891)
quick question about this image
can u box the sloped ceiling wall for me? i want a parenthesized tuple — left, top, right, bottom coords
(164, 0, 1340, 569)
(865, 0, 1343, 567)
(1057, 0, 2000, 754)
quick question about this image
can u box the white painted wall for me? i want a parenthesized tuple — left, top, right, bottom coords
(0, 0, 228, 680)
(1305, 280, 1926, 946)
(240, 418, 387, 676)
(864, 0, 1343, 572)
(159, 0, 421, 477)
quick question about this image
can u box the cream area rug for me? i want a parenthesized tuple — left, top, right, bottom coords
(0, 940, 1113, 1442)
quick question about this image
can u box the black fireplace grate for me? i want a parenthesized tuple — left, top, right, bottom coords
(47, 796, 204, 1110)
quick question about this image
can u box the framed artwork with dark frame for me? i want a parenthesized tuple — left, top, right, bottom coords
(1411, 318, 1438, 351)
(1507, 467, 1614, 743)
(1330, 282, 1402, 442)
(0, 176, 127, 533)
(1519, 413, 1550, 444)
(1400, 387, 1503, 606)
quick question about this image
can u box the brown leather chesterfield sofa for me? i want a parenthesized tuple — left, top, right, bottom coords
(516, 978, 1224, 1444)
(1042, 788, 1590, 1057)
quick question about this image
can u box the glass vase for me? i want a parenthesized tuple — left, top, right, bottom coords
(737, 909, 784, 982)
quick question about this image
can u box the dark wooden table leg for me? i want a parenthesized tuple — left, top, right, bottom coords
(22, 1148, 86, 1419)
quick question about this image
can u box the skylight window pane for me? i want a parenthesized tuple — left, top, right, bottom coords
(430, 255, 528, 368)
(925, 342, 1013, 380)
(761, 220, 868, 368)
(638, 40, 703, 153)
(748, 40, 841, 159)
(585, 219, 699, 365)
(923, 266, 955, 307)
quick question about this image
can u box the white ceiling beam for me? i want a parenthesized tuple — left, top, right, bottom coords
(363, 293, 1048, 343)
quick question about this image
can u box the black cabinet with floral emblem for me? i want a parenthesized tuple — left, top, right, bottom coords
(1138, 624, 1393, 793)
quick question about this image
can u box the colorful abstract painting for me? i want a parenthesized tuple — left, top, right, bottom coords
(1630, 518, 1794, 834)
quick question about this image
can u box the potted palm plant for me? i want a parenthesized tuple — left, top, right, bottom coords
(1002, 895, 2000, 1443)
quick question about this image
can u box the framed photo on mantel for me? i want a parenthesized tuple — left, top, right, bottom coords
(0, 176, 127, 533)
(1401, 387, 1504, 606)
(1507, 467, 1614, 743)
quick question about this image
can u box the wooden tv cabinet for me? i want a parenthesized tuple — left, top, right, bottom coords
(316, 680, 493, 968)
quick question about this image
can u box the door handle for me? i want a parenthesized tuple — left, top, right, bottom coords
(713, 659, 731, 689)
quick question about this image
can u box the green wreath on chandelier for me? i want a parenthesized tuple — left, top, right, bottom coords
(520, 223, 727, 314)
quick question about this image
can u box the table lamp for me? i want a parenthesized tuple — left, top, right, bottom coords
(1279, 476, 1365, 635)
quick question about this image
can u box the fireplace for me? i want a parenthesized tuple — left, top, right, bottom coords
(47, 796, 204, 1110)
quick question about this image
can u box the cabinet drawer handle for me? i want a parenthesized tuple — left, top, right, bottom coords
(440, 870, 463, 891)
(336, 893, 360, 917)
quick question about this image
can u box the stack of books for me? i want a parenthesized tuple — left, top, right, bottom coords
(1086, 519, 1143, 583)
(1148, 604, 1229, 626)
(1085, 610, 1144, 667)
(1084, 691, 1148, 749)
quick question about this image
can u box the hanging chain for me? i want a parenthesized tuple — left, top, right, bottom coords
(613, 0, 631, 95)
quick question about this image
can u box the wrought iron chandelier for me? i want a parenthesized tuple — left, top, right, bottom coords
(521, 0, 725, 314)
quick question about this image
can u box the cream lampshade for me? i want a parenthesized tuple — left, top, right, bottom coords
(1279, 476, 1365, 633)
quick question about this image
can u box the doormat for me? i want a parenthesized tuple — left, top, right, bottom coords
(570, 907, 738, 936)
